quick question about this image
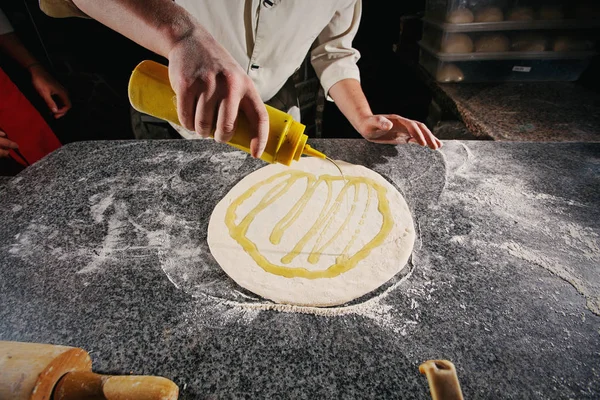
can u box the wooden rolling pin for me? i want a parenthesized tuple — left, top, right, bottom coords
(419, 359, 464, 400)
(0, 341, 179, 400)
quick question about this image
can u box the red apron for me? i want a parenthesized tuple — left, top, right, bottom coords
(0, 67, 61, 166)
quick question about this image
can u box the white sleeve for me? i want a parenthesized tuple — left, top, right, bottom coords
(0, 8, 14, 35)
(310, 0, 362, 101)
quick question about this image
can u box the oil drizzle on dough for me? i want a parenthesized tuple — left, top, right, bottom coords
(225, 170, 394, 279)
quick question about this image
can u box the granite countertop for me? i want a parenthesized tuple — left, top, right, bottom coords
(0, 176, 12, 191)
(426, 79, 600, 142)
(1, 139, 599, 399)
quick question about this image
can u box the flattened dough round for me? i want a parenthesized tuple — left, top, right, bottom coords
(207, 158, 415, 306)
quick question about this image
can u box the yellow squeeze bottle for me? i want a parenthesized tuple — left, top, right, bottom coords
(128, 60, 326, 166)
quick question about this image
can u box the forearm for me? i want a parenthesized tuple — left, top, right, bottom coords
(0, 33, 40, 69)
(328, 78, 373, 132)
(71, 0, 207, 57)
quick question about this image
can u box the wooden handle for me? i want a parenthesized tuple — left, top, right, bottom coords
(53, 371, 179, 400)
(0, 341, 92, 400)
(419, 360, 464, 400)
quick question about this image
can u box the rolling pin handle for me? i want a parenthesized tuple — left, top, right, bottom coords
(53, 371, 179, 400)
(419, 359, 464, 400)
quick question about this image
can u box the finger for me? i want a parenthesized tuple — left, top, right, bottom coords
(376, 115, 393, 131)
(0, 149, 10, 158)
(0, 138, 19, 149)
(195, 83, 219, 138)
(368, 139, 403, 145)
(0, 130, 5, 137)
(241, 91, 269, 158)
(54, 90, 72, 113)
(175, 81, 199, 131)
(395, 116, 426, 146)
(364, 116, 393, 138)
(417, 122, 438, 149)
(368, 136, 411, 145)
(41, 90, 59, 114)
(214, 94, 241, 143)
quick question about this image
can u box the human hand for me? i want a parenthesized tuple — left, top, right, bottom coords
(357, 115, 442, 150)
(167, 29, 269, 157)
(0, 130, 19, 158)
(30, 65, 72, 119)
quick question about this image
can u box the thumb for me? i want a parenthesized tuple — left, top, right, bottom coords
(363, 116, 393, 138)
(362, 116, 392, 136)
(376, 115, 393, 131)
(41, 91, 59, 113)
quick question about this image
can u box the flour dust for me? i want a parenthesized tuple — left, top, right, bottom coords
(440, 142, 600, 315)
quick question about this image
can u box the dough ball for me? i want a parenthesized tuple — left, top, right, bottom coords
(511, 34, 548, 52)
(474, 34, 510, 52)
(507, 7, 535, 21)
(474, 7, 504, 22)
(553, 37, 594, 52)
(436, 64, 465, 82)
(446, 8, 475, 23)
(441, 34, 474, 53)
(539, 5, 564, 20)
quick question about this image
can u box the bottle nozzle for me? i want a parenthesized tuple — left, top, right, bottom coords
(303, 144, 327, 159)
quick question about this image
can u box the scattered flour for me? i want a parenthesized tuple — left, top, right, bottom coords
(500, 241, 600, 315)
(178, 263, 444, 337)
(441, 142, 600, 315)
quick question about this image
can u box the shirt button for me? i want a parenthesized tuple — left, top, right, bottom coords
(263, 0, 274, 8)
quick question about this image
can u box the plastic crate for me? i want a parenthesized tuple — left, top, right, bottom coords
(419, 42, 595, 82)
(425, 0, 600, 25)
(422, 21, 598, 54)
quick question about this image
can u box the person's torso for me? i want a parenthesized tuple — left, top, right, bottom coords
(174, 0, 353, 101)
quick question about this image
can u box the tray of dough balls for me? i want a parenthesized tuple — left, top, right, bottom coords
(421, 22, 598, 58)
(424, 1, 600, 29)
(418, 38, 596, 82)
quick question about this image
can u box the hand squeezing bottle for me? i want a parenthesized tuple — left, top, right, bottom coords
(128, 60, 326, 166)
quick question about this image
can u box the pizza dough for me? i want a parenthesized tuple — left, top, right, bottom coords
(436, 64, 465, 82)
(441, 34, 474, 53)
(474, 34, 510, 52)
(207, 158, 415, 306)
(508, 7, 535, 21)
(539, 5, 564, 20)
(511, 34, 548, 52)
(446, 8, 474, 23)
(474, 7, 504, 22)
(553, 37, 594, 52)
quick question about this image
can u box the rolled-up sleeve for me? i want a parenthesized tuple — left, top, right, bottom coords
(310, 0, 361, 101)
(39, 0, 88, 18)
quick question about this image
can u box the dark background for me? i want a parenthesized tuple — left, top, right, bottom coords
(0, 0, 598, 146)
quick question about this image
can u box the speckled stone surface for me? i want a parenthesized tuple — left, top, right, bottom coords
(1, 140, 599, 399)
(426, 78, 600, 142)
(0, 176, 11, 190)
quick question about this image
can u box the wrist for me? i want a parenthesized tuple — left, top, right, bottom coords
(161, 14, 206, 55)
(26, 62, 43, 71)
(351, 110, 374, 135)
(26, 63, 45, 77)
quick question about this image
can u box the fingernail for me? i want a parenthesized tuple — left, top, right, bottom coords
(52, 108, 58, 112)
